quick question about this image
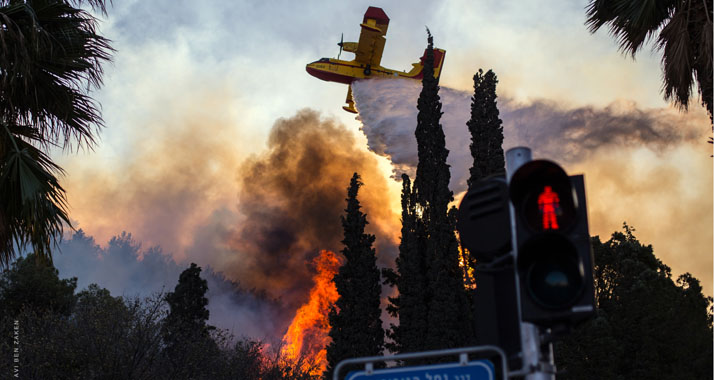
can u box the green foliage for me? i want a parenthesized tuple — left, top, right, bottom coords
(556, 224, 713, 379)
(0, 253, 77, 316)
(466, 68, 505, 187)
(325, 173, 384, 379)
(0, 0, 114, 266)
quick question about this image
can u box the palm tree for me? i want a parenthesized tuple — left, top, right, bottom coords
(0, 0, 113, 266)
(586, 0, 713, 123)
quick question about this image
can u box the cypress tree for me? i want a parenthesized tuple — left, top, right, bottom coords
(324, 173, 384, 379)
(467, 69, 505, 188)
(416, 30, 474, 351)
(385, 30, 475, 355)
(383, 174, 428, 354)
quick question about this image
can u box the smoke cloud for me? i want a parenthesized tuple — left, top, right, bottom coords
(352, 78, 713, 295)
(225, 109, 399, 310)
(56, 105, 400, 339)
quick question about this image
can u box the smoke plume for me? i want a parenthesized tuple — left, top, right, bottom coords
(225, 109, 399, 310)
(352, 78, 713, 294)
(56, 103, 401, 339)
(353, 79, 704, 189)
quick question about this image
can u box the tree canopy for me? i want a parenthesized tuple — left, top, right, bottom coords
(556, 224, 713, 379)
(325, 173, 384, 379)
(467, 68, 505, 187)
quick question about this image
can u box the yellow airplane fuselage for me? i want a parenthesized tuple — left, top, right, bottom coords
(306, 54, 440, 84)
(306, 49, 446, 112)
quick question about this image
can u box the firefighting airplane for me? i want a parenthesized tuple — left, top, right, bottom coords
(305, 6, 446, 113)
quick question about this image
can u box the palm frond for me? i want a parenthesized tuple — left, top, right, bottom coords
(68, 0, 112, 17)
(694, 1, 713, 120)
(659, 3, 695, 109)
(0, 1, 114, 151)
(0, 124, 70, 267)
(586, 0, 677, 56)
(0, 0, 112, 266)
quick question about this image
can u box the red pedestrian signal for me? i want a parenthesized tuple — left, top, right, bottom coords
(509, 160, 595, 327)
(537, 186, 560, 230)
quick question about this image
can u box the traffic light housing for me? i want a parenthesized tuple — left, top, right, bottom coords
(509, 160, 595, 327)
(457, 177, 512, 263)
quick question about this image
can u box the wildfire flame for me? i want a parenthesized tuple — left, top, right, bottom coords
(281, 250, 341, 375)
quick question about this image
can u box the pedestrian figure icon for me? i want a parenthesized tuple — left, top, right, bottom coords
(537, 186, 560, 230)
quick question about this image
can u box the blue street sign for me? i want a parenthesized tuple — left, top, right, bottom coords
(345, 359, 495, 380)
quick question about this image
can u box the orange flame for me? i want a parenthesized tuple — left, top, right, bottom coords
(281, 250, 341, 375)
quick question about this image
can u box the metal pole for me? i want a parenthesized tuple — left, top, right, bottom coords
(505, 147, 531, 182)
(505, 147, 555, 380)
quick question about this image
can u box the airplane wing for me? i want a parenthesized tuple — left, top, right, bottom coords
(354, 7, 390, 68)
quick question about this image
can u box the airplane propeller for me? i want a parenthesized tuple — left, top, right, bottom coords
(337, 33, 344, 60)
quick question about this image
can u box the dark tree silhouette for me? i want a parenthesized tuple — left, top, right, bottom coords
(386, 31, 474, 354)
(162, 263, 218, 378)
(467, 69, 505, 187)
(383, 174, 428, 354)
(417, 31, 474, 352)
(324, 173, 384, 379)
(0, 253, 77, 317)
(556, 224, 713, 379)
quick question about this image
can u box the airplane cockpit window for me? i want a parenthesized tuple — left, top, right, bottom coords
(319, 58, 330, 62)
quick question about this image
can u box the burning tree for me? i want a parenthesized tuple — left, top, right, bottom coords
(324, 173, 384, 379)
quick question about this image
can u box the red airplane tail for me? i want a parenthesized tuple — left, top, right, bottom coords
(431, 48, 446, 80)
(405, 48, 446, 81)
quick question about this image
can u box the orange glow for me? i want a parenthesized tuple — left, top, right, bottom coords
(281, 250, 341, 375)
(457, 243, 476, 289)
(538, 186, 560, 230)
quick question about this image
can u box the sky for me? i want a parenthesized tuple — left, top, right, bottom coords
(48, 0, 712, 335)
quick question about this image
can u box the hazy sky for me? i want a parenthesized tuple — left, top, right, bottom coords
(53, 0, 712, 302)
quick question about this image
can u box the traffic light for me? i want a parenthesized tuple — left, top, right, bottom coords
(509, 160, 595, 327)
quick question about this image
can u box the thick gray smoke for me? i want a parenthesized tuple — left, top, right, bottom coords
(224, 109, 399, 311)
(352, 78, 704, 192)
(352, 78, 712, 296)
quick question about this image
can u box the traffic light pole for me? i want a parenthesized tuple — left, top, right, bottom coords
(506, 147, 556, 380)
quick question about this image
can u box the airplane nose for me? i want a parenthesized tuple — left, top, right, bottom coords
(306, 64, 321, 79)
